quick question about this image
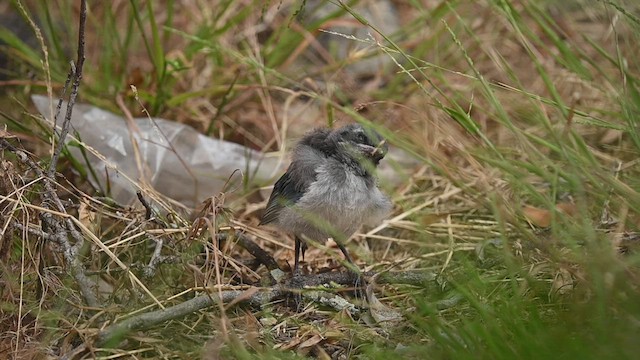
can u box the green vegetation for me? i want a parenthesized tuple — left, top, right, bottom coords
(1, 0, 639, 358)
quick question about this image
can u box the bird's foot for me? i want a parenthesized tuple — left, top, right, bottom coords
(348, 268, 367, 302)
(288, 269, 305, 311)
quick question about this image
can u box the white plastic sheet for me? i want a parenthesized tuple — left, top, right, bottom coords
(32, 95, 284, 208)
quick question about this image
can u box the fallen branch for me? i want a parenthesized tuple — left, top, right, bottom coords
(97, 288, 279, 347)
(219, 231, 281, 271)
(1, 140, 98, 308)
(95, 269, 435, 347)
(0, 0, 97, 309)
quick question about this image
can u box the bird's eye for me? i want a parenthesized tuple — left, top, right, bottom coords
(356, 132, 367, 143)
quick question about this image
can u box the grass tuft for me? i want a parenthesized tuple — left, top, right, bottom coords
(1, 0, 640, 358)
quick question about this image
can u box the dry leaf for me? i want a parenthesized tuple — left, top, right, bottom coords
(298, 334, 324, 349)
(599, 129, 623, 145)
(79, 200, 97, 232)
(366, 280, 403, 329)
(551, 268, 574, 296)
(556, 202, 577, 216)
(225, 287, 259, 309)
(278, 337, 303, 351)
(523, 205, 552, 227)
(523, 202, 577, 227)
(0, 126, 17, 139)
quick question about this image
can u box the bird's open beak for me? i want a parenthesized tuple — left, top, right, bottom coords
(370, 140, 388, 163)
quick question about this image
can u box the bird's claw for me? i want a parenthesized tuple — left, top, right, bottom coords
(288, 269, 305, 311)
(353, 271, 366, 301)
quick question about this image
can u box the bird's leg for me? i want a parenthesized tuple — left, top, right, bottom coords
(291, 236, 305, 310)
(336, 243, 365, 298)
(294, 236, 302, 275)
(336, 242, 355, 266)
(294, 236, 308, 275)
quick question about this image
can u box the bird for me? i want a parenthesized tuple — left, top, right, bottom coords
(259, 123, 392, 274)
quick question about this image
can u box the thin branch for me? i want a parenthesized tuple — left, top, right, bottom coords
(1, 140, 98, 308)
(219, 231, 281, 271)
(136, 191, 154, 220)
(143, 237, 165, 278)
(295, 270, 437, 288)
(94, 269, 435, 347)
(10, 0, 99, 308)
(47, 0, 87, 177)
(10, 221, 56, 241)
(40, 212, 99, 307)
(96, 288, 278, 347)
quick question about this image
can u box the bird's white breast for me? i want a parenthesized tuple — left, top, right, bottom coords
(286, 158, 391, 242)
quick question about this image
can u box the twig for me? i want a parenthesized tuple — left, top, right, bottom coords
(40, 211, 99, 307)
(94, 270, 435, 347)
(18, 0, 97, 308)
(10, 220, 56, 241)
(296, 270, 436, 288)
(136, 191, 154, 220)
(1, 139, 98, 307)
(47, 0, 87, 177)
(96, 288, 279, 347)
(1, 141, 82, 242)
(143, 237, 165, 278)
(219, 231, 281, 271)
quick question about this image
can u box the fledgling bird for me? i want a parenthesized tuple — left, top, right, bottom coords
(260, 124, 392, 273)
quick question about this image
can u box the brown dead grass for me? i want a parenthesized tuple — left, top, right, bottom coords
(1, 0, 639, 358)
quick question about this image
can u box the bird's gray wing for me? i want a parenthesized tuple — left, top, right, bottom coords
(259, 146, 323, 225)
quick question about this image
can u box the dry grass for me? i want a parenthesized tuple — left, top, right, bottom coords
(2, 0, 640, 359)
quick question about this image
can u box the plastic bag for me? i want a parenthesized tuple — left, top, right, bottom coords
(32, 95, 284, 208)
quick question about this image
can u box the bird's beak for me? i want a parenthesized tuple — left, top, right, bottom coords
(370, 140, 388, 162)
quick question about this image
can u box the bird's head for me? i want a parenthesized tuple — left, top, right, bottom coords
(330, 124, 388, 166)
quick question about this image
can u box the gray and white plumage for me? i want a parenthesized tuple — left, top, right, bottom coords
(260, 124, 392, 271)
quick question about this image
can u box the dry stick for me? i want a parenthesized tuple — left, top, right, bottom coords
(95, 269, 434, 347)
(1, 140, 99, 308)
(219, 231, 281, 271)
(45, 0, 95, 305)
(47, 0, 86, 178)
(12, 1, 97, 307)
(46, 0, 88, 257)
(136, 191, 154, 220)
(143, 237, 165, 278)
(10, 220, 56, 241)
(96, 289, 278, 347)
(2, 142, 164, 308)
